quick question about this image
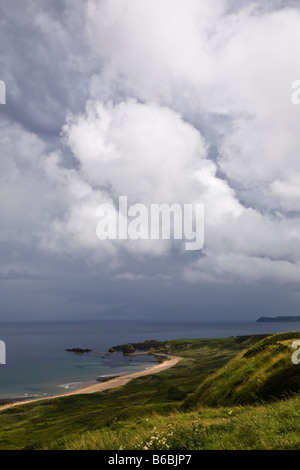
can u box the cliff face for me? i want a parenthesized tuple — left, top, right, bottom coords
(257, 316, 300, 322)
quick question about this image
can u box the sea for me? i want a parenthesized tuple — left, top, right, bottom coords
(0, 320, 299, 400)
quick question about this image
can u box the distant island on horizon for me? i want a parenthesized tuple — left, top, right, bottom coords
(257, 315, 300, 322)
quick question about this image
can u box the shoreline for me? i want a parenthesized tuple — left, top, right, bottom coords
(0, 355, 182, 412)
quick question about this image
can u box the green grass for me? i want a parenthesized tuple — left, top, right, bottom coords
(183, 332, 300, 408)
(51, 396, 300, 450)
(0, 333, 299, 450)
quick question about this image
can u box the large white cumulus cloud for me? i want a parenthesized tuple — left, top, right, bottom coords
(42, 99, 243, 258)
(63, 100, 208, 203)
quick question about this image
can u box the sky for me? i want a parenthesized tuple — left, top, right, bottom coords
(1, 0, 300, 322)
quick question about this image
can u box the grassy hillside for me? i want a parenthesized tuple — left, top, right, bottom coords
(46, 395, 300, 450)
(183, 332, 300, 408)
(0, 332, 299, 450)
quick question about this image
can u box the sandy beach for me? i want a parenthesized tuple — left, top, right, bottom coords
(0, 355, 182, 411)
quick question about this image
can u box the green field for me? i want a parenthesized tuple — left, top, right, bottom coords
(0, 332, 299, 450)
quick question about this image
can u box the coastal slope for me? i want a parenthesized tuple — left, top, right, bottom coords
(183, 331, 300, 408)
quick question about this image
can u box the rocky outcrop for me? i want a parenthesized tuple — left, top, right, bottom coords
(65, 348, 92, 354)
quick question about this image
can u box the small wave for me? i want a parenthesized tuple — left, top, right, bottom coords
(98, 372, 128, 378)
(56, 382, 83, 390)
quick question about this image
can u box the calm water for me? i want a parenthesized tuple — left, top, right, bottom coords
(0, 320, 299, 400)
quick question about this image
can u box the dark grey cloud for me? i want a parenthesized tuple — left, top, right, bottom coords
(0, 270, 53, 281)
(0, 0, 90, 138)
